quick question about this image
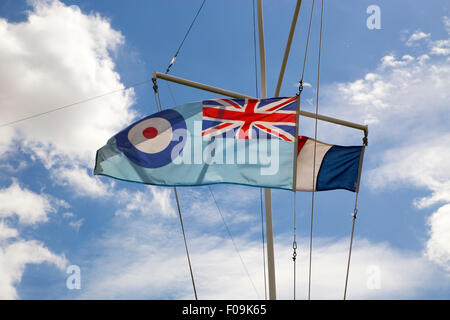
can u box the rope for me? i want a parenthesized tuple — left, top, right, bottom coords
(343, 144, 365, 299)
(174, 186, 198, 300)
(292, 86, 304, 301)
(292, 192, 297, 300)
(152, 79, 163, 113)
(288, 0, 314, 300)
(152, 81, 198, 300)
(165, 0, 207, 74)
(0, 79, 153, 128)
(162, 0, 207, 107)
(2, 0, 204, 128)
(300, 0, 316, 84)
(157, 0, 260, 299)
(343, 192, 359, 300)
(308, 0, 325, 300)
(165, 80, 178, 106)
(208, 186, 260, 299)
(2, 0, 204, 129)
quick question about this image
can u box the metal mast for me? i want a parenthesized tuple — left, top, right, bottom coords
(256, 0, 277, 301)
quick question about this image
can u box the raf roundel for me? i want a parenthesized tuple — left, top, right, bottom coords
(115, 109, 187, 168)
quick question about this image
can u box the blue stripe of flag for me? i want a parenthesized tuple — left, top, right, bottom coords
(316, 145, 363, 192)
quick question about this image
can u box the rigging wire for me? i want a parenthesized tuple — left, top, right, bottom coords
(159, 79, 261, 300)
(153, 81, 198, 300)
(154, 0, 258, 301)
(0, 79, 153, 128)
(165, 80, 178, 106)
(174, 186, 198, 300)
(208, 186, 260, 299)
(1, 0, 208, 129)
(300, 0, 316, 84)
(291, 0, 316, 300)
(292, 92, 302, 300)
(154, 0, 257, 296)
(165, 0, 207, 74)
(290, 0, 315, 300)
(308, 0, 325, 300)
(343, 145, 365, 299)
(292, 191, 298, 300)
(162, 0, 207, 115)
(343, 192, 359, 300)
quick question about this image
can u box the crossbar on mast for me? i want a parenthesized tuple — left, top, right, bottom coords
(153, 72, 254, 99)
(152, 71, 369, 137)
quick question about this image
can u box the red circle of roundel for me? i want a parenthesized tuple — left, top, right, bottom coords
(142, 127, 158, 139)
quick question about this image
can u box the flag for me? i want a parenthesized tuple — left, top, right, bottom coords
(94, 97, 298, 190)
(295, 136, 364, 192)
(201, 97, 297, 141)
(94, 97, 365, 192)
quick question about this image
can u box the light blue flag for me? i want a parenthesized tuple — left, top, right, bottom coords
(94, 97, 299, 190)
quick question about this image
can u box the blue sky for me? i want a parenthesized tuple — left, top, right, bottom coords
(0, 0, 449, 299)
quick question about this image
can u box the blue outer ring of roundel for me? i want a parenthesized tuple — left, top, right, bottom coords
(115, 109, 187, 169)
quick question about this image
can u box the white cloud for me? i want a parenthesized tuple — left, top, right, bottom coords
(68, 218, 84, 232)
(0, 181, 56, 225)
(444, 16, 450, 33)
(318, 20, 449, 141)
(430, 39, 450, 56)
(314, 17, 450, 272)
(0, 180, 69, 299)
(429, 17, 450, 56)
(0, 222, 18, 241)
(0, 128, 16, 158)
(380, 54, 414, 68)
(367, 134, 450, 208)
(315, 54, 450, 146)
(404, 19, 449, 54)
(75, 218, 439, 299)
(310, 22, 449, 146)
(0, 160, 28, 175)
(425, 204, 450, 271)
(63, 212, 75, 219)
(51, 166, 111, 197)
(175, 186, 257, 226)
(0, 0, 136, 192)
(75, 180, 441, 299)
(62, 211, 83, 231)
(0, 239, 67, 299)
(276, 237, 437, 300)
(115, 186, 176, 218)
(406, 31, 431, 46)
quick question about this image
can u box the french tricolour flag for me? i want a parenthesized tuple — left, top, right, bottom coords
(295, 136, 365, 192)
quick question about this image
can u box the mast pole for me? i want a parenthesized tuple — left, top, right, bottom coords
(275, 0, 303, 97)
(256, 0, 276, 301)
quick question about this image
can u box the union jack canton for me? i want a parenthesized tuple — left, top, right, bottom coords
(201, 97, 298, 141)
